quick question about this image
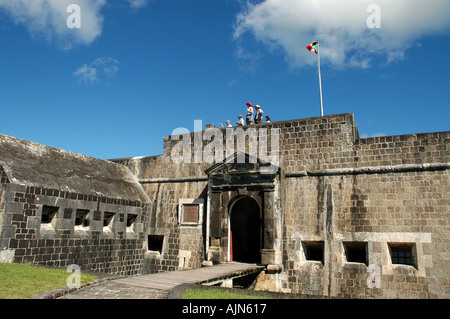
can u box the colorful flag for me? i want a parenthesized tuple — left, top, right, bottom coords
(307, 41, 319, 54)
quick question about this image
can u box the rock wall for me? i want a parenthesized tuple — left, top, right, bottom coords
(3, 112, 446, 298)
(120, 113, 448, 298)
(0, 134, 150, 276)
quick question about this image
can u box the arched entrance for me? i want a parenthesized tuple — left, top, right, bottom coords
(229, 196, 261, 264)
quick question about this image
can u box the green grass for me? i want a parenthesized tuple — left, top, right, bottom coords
(182, 288, 271, 299)
(0, 263, 96, 299)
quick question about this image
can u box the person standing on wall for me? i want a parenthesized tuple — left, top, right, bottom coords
(246, 102, 254, 125)
(254, 105, 264, 124)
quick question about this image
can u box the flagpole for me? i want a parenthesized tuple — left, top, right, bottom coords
(317, 40, 324, 116)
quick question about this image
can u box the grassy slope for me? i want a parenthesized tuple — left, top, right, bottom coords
(182, 288, 271, 299)
(0, 263, 96, 299)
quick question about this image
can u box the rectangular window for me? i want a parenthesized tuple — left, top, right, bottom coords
(41, 205, 59, 224)
(344, 242, 368, 265)
(75, 209, 90, 227)
(389, 243, 416, 268)
(148, 235, 164, 253)
(303, 241, 324, 263)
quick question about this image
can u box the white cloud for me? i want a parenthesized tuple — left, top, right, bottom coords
(74, 57, 119, 84)
(0, 0, 106, 50)
(233, 0, 450, 69)
(74, 64, 97, 84)
(127, 0, 149, 10)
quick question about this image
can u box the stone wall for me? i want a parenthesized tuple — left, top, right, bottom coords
(0, 133, 151, 276)
(105, 113, 450, 298)
(141, 181, 207, 273)
(0, 181, 148, 276)
(148, 113, 358, 177)
(0, 112, 445, 297)
(355, 132, 448, 167)
(281, 169, 449, 298)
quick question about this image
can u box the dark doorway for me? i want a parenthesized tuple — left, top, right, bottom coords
(230, 196, 261, 264)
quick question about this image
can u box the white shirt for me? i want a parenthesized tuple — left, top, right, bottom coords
(255, 108, 263, 120)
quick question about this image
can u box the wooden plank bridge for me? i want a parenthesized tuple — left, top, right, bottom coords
(113, 262, 264, 291)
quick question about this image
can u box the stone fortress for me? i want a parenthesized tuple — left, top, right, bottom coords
(0, 113, 448, 298)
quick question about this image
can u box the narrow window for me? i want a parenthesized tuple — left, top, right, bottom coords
(389, 243, 416, 268)
(41, 205, 59, 224)
(126, 214, 138, 227)
(103, 212, 115, 227)
(148, 235, 164, 253)
(344, 242, 368, 265)
(303, 241, 324, 263)
(75, 209, 90, 227)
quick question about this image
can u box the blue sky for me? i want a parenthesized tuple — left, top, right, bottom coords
(0, 0, 449, 160)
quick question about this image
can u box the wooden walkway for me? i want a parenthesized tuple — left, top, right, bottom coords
(113, 262, 264, 291)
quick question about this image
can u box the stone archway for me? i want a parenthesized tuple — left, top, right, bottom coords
(229, 196, 261, 264)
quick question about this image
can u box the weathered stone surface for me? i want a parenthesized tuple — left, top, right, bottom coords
(115, 113, 449, 298)
(0, 134, 148, 202)
(1, 113, 449, 298)
(0, 133, 151, 276)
